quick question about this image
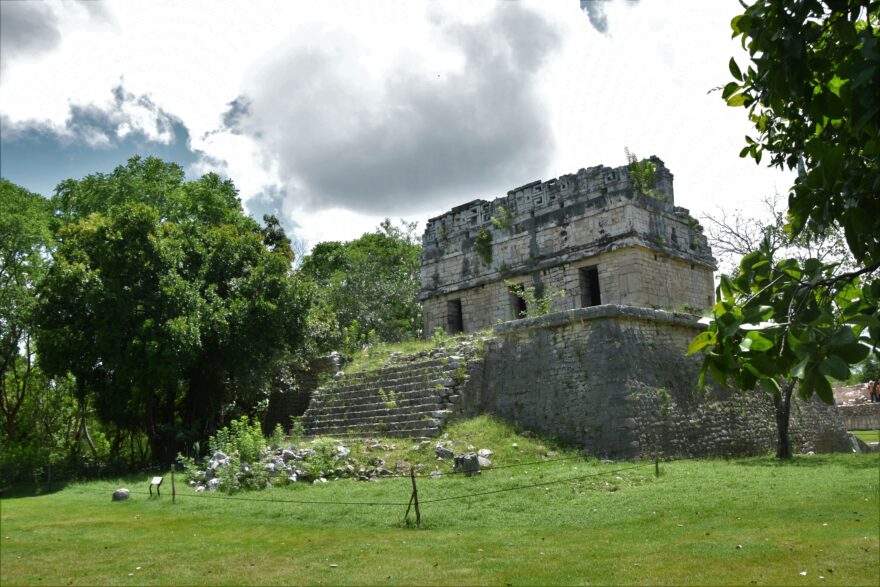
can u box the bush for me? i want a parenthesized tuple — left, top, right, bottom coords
(208, 416, 266, 464)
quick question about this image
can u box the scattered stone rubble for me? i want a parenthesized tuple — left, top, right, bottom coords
(185, 438, 496, 492)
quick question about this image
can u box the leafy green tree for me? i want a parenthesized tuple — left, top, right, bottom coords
(300, 219, 422, 357)
(35, 157, 310, 462)
(694, 0, 879, 458)
(0, 180, 52, 442)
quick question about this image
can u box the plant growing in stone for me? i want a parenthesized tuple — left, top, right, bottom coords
(378, 388, 398, 410)
(505, 280, 566, 318)
(490, 206, 514, 231)
(474, 228, 493, 265)
(625, 147, 663, 200)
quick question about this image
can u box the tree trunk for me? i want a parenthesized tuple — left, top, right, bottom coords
(81, 412, 99, 460)
(773, 381, 796, 459)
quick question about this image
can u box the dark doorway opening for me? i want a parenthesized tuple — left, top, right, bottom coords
(446, 299, 463, 333)
(580, 267, 601, 307)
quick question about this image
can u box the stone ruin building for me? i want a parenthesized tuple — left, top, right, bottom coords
(420, 157, 716, 334)
(294, 158, 854, 458)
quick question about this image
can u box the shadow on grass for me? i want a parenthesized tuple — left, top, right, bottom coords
(731, 452, 880, 471)
(0, 471, 159, 500)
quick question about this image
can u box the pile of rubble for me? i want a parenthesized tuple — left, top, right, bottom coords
(185, 438, 495, 492)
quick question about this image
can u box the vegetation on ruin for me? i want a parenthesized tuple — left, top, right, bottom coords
(505, 280, 566, 319)
(625, 147, 665, 201)
(692, 0, 879, 459)
(2, 417, 877, 586)
(474, 227, 493, 265)
(490, 205, 514, 231)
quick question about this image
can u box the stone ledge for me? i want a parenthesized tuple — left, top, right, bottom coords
(492, 304, 704, 335)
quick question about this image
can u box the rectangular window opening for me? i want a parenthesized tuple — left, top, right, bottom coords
(580, 267, 601, 307)
(446, 299, 463, 333)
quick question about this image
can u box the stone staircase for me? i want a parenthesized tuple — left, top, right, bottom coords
(302, 344, 483, 438)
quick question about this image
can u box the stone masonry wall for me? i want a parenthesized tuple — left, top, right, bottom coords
(423, 246, 715, 334)
(837, 403, 880, 431)
(420, 158, 716, 334)
(461, 306, 851, 458)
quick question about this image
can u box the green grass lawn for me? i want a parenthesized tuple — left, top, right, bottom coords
(852, 429, 879, 444)
(2, 421, 878, 586)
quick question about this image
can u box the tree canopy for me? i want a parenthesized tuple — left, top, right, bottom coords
(299, 219, 422, 357)
(35, 157, 309, 462)
(695, 0, 879, 458)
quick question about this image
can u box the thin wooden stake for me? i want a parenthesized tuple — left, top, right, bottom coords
(410, 467, 421, 526)
(171, 464, 176, 504)
(654, 452, 660, 478)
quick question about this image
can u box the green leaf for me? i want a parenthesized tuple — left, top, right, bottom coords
(729, 57, 743, 81)
(744, 331, 774, 352)
(688, 331, 717, 355)
(726, 93, 747, 107)
(812, 374, 834, 404)
(722, 81, 741, 100)
(833, 342, 869, 363)
(790, 356, 810, 379)
(818, 355, 850, 381)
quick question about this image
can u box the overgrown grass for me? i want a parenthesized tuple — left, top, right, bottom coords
(342, 328, 494, 374)
(2, 418, 878, 586)
(852, 429, 879, 443)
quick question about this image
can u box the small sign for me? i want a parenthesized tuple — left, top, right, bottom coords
(149, 476, 164, 497)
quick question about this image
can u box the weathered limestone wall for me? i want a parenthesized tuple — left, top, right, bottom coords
(420, 158, 716, 334)
(837, 403, 880, 431)
(459, 306, 851, 458)
(423, 246, 714, 334)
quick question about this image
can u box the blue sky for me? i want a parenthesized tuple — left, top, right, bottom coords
(0, 0, 793, 249)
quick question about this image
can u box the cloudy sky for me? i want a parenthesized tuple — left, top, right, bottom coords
(0, 0, 793, 250)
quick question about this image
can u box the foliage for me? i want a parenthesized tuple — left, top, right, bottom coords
(624, 148, 662, 200)
(689, 237, 877, 457)
(474, 228, 493, 265)
(208, 416, 266, 465)
(0, 180, 52, 443)
(505, 280, 566, 318)
(490, 206, 514, 231)
(697, 0, 880, 458)
(34, 157, 309, 463)
(299, 219, 422, 359)
(722, 0, 879, 265)
(269, 423, 285, 449)
(378, 387, 397, 410)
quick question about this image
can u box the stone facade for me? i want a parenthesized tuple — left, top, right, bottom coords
(296, 306, 852, 457)
(420, 158, 716, 334)
(460, 306, 852, 458)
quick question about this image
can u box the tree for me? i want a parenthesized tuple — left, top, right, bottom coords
(693, 0, 879, 458)
(299, 219, 422, 357)
(35, 157, 310, 462)
(0, 180, 52, 443)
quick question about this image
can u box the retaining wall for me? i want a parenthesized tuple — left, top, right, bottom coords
(837, 403, 880, 431)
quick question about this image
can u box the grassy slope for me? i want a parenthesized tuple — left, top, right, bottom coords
(2, 417, 878, 586)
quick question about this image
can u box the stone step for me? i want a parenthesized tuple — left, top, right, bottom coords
(323, 370, 457, 396)
(309, 387, 449, 410)
(305, 406, 451, 427)
(335, 359, 451, 383)
(307, 405, 451, 426)
(306, 399, 447, 420)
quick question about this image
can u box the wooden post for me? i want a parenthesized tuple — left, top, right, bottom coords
(654, 452, 660, 478)
(410, 467, 421, 526)
(171, 464, 176, 504)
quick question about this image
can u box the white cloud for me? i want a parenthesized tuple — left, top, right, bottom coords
(0, 0, 796, 249)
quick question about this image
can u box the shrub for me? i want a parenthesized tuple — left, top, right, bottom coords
(208, 416, 266, 464)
